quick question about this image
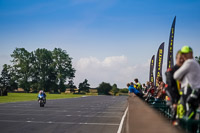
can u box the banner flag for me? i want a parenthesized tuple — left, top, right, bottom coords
(155, 42, 164, 86)
(167, 16, 176, 69)
(149, 55, 155, 83)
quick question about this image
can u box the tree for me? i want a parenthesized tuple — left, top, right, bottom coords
(33, 48, 56, 92)
(111, 84, 119, 96)
(0, 64, 18, 96)
(29, 51, 40, 92)
(31, 48, 76, 93)
(0, 64, 10, 96)
(195, 56, 200, 64)
(52, 48, 76, 92)
(11, 48, 31, 92)
(78, 79, 90, 93)
(97, 82, 112, 95)
(8, 47, 76, 93)
(66, 80, 76, 93)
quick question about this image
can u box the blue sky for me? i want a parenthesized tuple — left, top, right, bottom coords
(0, 0, 200, 88)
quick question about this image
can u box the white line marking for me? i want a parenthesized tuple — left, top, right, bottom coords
(0, 113, 121, 118)
(96, 112, 120, 113)
(0, 107, 125, 112)
(117, 106, 128, 133)
(0, 120, 119, 126)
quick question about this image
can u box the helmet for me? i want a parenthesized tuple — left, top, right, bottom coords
(181, 46, 193, 54)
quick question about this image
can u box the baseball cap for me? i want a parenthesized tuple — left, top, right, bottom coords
(181, 46, 193, 54)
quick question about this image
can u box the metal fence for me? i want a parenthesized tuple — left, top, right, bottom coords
(146, 98, 200, 133)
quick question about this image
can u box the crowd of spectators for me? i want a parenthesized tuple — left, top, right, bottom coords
(127, 46, 200, 133)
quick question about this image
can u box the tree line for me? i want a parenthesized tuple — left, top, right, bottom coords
(0, 48, 75, 95)
(69, 79, 128, 95)
(0, 47, 132, 96)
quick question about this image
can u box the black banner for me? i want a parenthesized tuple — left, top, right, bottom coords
(155, 42, 164, 86)
(167, 16, 176, 69)
(149, 55, 155, 83)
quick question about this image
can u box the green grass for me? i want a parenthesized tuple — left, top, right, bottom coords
(0, 93, 86, 103)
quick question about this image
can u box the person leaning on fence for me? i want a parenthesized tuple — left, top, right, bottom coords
(165, 50, 184, 125)
(154, 76, 165, 101)
(146, 81, 151, 92)
(127, 82, 142, 97)
(174, 46, 200, 132)
(142, 83, 147, 94)
(134, 78, 143, 93)
(143, 82, 155, 101)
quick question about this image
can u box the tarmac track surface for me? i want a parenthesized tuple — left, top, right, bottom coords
(0, 96, 128, 133)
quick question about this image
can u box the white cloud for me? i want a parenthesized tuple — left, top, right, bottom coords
(74, 55, 150, 88)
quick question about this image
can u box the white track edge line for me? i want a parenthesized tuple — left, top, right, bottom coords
(117, 106, 128, 133)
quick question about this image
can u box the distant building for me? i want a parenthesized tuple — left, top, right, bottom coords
(14, 88, 25, 92)
(89, 88, 98, 93)
(65, 88, 78, 93)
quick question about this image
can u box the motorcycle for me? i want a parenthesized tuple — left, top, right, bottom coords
(38, 96, 45, 107)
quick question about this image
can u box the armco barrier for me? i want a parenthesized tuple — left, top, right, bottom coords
(121, 95, 184, 133)
(148, 98, 200, 133)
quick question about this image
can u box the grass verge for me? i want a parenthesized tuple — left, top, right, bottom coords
(0, 93, 86, 103)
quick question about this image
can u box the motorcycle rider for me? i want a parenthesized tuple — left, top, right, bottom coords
(38, 90, 46, 104)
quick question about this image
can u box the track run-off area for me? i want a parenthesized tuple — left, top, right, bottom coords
(0, 96, 128, 133)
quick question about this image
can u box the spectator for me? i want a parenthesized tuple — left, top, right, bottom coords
(165, 50, 184, 125)
(134, 78, 142, 92)
(127, 82, 142, 97)
(142, 83, 147, 93)
(174, 46, 200, 132)
(146, 81, 150, 91)
(143, 82, 155, 101)
(154, 76, 165, 101)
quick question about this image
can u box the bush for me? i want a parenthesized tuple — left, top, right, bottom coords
(119, 88, 128, 93)
(97, 82, 112, 95)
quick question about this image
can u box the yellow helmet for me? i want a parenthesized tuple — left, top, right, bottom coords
(181, 46, 193, 54)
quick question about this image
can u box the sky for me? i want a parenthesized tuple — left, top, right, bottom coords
(0, 0, 200, 88)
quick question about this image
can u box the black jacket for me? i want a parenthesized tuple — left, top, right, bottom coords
(165, 65, 180, 104)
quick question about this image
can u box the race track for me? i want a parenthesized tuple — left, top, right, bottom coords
(0, 96, 128, 133)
